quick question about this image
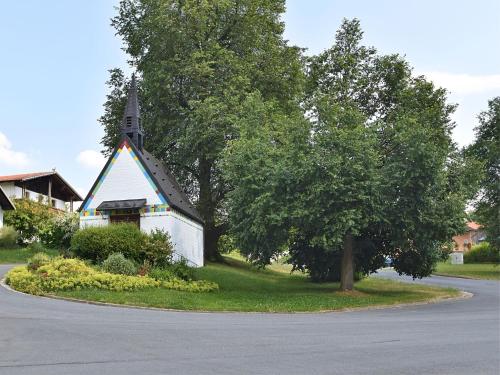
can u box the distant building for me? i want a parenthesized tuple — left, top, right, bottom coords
(79, 75, 204, 267)
(452, 221, 486, 252)
(0, 171, 82, 212)
(0, 186, 15, 228)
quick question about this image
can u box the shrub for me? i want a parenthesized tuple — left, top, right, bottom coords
(5, 257, 218, 295)
(27, 252, 51, 271)
(4, 199, 55, 244)
(0, 226, 19, 248)
(40, 213, 79, 249)
(102, 253, 137, 275)
(148, 267, 176, 281)
(71, 223, 147, 262)
(464, 242, 500, 263)
(141, 229, 174, 267)
(168, 258, 195, 281)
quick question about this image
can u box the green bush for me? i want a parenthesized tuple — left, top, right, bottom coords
(27, 252, 51, 271)
(168, 258, 195, 281)
(102, 253, 137, 275)
(6, 257, 218, 295)
(142, 229, 174, 267)
(148, 267, 176, 281)
(71, 223, 147, 262)
(4, 199, 55, 244)
(464, 242, 499, 263)
(0, 226, 19, 248)
(40, 213, 79, 249)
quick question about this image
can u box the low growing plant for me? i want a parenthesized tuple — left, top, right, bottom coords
(0, 226, 18, 248)
(40, 213, 79, 249)
(464, 242, 499, 264)
(27, 252, 51, 271)
(102, 253, 137, 275)
(141, 229, 174, 267)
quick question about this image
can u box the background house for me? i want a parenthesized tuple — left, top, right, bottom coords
(0, 186, 15, 228)
(0, 171, 82, 212)
(452, 221, 486, 252)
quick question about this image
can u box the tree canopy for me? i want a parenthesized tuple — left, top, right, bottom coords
(99, 0, 304, 260)
(467, 97, 500, 250)
(224, 19, 473, 290)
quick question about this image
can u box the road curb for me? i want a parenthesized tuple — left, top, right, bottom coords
(0, 274, 473, 315)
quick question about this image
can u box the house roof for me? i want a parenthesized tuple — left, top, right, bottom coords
(0, 186, 15, 210)
(96, 199, 147, 211)
(466, 221, 481, 231)
(0, 171, 82, 202)
(79, 136, 203, 225)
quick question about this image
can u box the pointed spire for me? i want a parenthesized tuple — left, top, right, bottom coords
(121, 74, 144, 151)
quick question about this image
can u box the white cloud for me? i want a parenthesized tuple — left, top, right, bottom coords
(0, 131, 31, 168)
(420, 71, 500, 95)
(76, 150, 106, 169)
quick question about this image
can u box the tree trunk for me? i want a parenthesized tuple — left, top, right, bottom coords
(198, 157, 223, 262)
(340, 234, 354, 291)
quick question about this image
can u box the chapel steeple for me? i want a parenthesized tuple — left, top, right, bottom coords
(121, 74, 143, 151)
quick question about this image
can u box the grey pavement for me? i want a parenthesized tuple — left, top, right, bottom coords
(0, 264, 499, 375)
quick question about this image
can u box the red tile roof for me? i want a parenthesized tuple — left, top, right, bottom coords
(467, 221, 481, 231)
(0, 172, 55, 182)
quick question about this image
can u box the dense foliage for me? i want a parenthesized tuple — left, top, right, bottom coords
(464, 242, 499, 264)
(39, 213, 79, 249)
(4, 199, 56, 245)
(224, 20, 474, 289)
(102, 252, 137, 275)
(467, 97, 500, 250)
(6, 255, 218, 295)
(100, 0, 304, 260)
(0, 226, 18, 248)
(71, 223, 146, 262)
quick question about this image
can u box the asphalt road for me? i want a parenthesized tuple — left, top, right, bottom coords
(0, 265, 498, 375)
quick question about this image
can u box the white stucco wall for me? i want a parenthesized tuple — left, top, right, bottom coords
(79, 216, 110, 228)
(141, 210, 204, 267)
(0, 182, 66, 210)
(84, 146, 163, 210)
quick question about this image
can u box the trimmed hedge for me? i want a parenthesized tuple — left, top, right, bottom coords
(71, 223, 147, 262)
(464, 242, 499, 264)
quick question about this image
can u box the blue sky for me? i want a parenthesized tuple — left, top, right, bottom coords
(0, 0, 499, 199)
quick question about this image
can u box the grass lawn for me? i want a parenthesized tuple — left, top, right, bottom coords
(54, 256, 460, 313)
(0, 247, 60, 264)
(434, 262, 500, 280)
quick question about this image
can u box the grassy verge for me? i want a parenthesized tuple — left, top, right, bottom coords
(0, 247, 60, 264)
(53, 256, 459, 313)
(434, 262, 500, 280)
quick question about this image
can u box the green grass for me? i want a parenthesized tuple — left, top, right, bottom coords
(434, 262, 500, 280)
(0, 247, 60, 264)
(54, 256, 459, 313)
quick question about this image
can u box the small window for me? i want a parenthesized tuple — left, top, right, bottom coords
(126, 116, 132, 126)
(24, 191, 30, 199)
(51, 199, 56, 208)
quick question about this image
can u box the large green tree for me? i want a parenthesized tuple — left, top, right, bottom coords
(225, 19, 472, 290)
(100, 0, 304, 260)
(467, 97, 500, 250)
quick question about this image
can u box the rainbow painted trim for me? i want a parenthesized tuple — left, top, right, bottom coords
(82, 140, 167, 210)
(80, 204, 171, 217)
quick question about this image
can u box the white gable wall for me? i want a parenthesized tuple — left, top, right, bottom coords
(86, 147, 163, 209)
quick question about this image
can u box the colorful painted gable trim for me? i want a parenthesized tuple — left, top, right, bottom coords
(82, 140, 167, 210)
(80, 204, 170, 217)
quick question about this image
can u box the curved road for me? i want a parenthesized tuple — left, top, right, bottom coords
(0, 265, 498, 375)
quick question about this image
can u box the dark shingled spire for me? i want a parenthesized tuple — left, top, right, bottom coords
(121, 74, 144, 151)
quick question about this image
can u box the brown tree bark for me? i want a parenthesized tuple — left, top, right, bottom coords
(340, 234, 354, 291)
(198, 157, 224, 262)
